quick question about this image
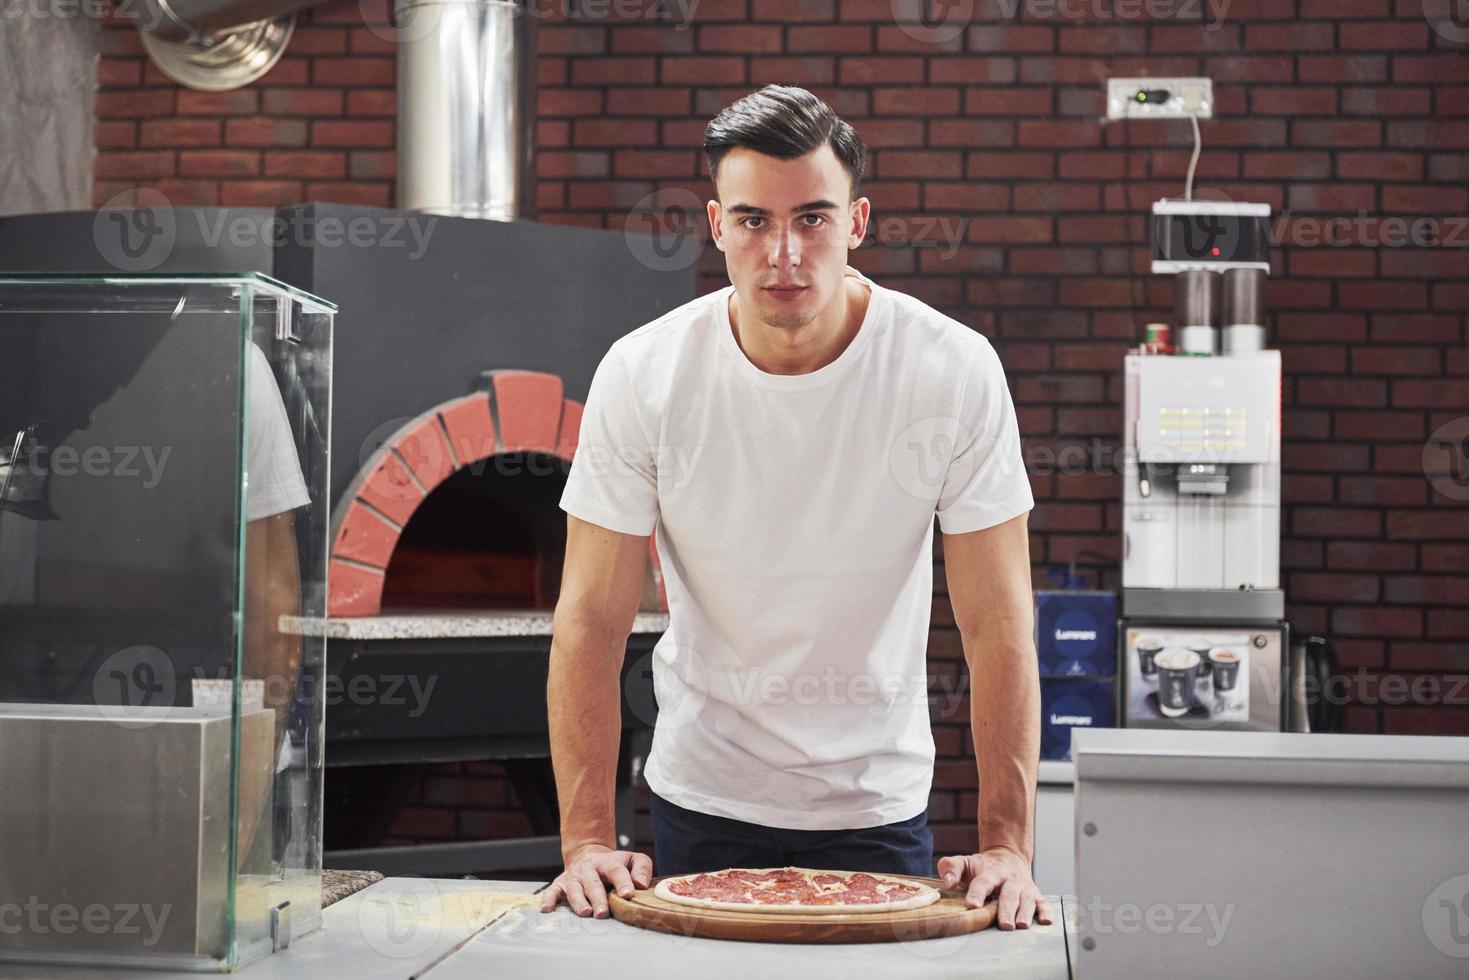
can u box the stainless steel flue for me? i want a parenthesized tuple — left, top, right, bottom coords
(396, 0, 537, 220)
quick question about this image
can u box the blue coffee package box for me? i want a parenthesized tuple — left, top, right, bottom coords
(1041, 678, 1115, 761)
(1035, 590, 1117, 677)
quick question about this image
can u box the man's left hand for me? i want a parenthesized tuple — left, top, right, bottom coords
(936, 847, 1053, 930)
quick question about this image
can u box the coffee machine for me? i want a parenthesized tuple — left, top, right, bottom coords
(1119, 199, 1308, 733)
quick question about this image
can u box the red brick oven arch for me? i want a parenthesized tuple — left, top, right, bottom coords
(327, 370, 662, 617)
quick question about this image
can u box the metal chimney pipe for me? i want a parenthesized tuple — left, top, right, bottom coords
(395, 0, 537, 220)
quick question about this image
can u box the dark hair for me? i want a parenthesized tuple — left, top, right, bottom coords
(703, 85, 866, 199)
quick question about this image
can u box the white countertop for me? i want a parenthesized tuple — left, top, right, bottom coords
(0, 878, 1075, 979)
(279, 610, 670, 640)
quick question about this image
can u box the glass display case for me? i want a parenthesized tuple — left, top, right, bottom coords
(0, 273, 334, 971)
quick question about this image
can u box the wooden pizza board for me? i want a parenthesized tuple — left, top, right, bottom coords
(607, 873, 997, 944)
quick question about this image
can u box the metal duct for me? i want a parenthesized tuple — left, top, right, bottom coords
(395, 0, 537, 220)
(124, 0, 325, 44)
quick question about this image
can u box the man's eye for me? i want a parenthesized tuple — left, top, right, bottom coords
(741, 217, 765, 230)
(801, 214, 826, 227)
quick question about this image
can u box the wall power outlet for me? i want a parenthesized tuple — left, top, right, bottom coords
(1106, 77, 1213, 121)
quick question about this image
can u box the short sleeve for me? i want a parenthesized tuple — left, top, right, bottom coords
(245, 344, 311, 523)
(559, 344, 659, 536)
(934, 340, 1034, 535)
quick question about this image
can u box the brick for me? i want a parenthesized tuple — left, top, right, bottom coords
(1341, 20, 1428, 49)
(312, 57, 393, 86)
(176, 90, 259, 116)
(1341, 86, 1431, 116)
(969, 25, 1053, 53)
(1386, 643, 1469, 675)
(572, 57, 657, 85)
(311, 120, 393, 148)
(573, 118, 659, 147)
(1336, 151, 1424, 180)
(1295, 120, 1383, 147)
(1370, 314, 1461, 344)
(540, 25, 608, 55)
(614, 150, 695, 177)
(1384, 576, 1469, 606)
(1339, 281, 1429, 311)
(96, 90, 175, 119)
(95, 121, 137, 150)
(539, 88, 605, 117)
(608, 87, 691, 115)
(1391, 380, 1469, 408)
(94, 151, 176, 179)
(422, 399, 493, 475)
(1291, 573, 1381, 603)
(1388, 120, 1469, 149)
(964, 87, 1053, 116)
(1299, 54, 1389, 83)
(225, 118, 309, 147)
(1383, 185, 1469, 213)
(1334, 410, 1427, 442)
(1332, 607, 1423, 638)
(1252, 88, 1339, 115)
(699, 24, 781, 52)
(139, 119, 221, 148)
(930, 57, 1017, 84)
(1388, 510, 1469, 540)
(965, 216, 1053, 244)
(788, 24, 872, 52)
(877, 150, 962, 179)
(1287, 182, 1376, 211)
(346, 90, 395, 117)
(874, 87, 959, 116)
(327, 559, 385, 617)
(749, 55, 836, 85)
(610, 25, 695, 53)
(265, 151, 347, 179)
(1245, 23, 1335, 50)
(218, 181, 302, 206)
(1017, 120, 1100, 148)
(261, 88, 345, 116)
(840, 56, 924, 85)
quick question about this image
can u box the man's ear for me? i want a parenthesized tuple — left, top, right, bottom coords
(847, 196, 871, 250)
(707, 199, 725, 252)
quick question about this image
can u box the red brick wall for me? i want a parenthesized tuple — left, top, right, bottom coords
(97, 0, 1469, 865)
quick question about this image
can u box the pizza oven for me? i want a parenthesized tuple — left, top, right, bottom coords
(326, 369, 664, 618)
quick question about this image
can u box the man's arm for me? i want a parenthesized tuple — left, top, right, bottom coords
(243, 511, 302, 748)
(540, 514, 655, 918)
(935, 511, 1052, 930)
(239, 510, 302, 860)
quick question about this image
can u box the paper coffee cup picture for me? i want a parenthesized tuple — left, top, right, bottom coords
(1127, 628, 1250, 723)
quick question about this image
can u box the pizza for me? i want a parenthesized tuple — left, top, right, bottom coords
(652, 866, 941, 915)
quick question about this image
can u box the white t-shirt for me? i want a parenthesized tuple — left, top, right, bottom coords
(558, 269, 1033, 830)
(245, 343, 311, 523)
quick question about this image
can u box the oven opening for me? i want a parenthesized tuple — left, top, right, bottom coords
(379, 452, 569, 612)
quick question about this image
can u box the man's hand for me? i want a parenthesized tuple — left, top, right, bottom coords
(539, 843, 654, 918)
(936, 847, 1053, 931)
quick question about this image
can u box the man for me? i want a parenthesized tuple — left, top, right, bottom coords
(540, 85, 1050, 932)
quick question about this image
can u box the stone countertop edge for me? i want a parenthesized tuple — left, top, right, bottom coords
(278, 611, 670, 639)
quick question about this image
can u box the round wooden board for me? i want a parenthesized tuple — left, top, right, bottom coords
(607, 873, 997, 944)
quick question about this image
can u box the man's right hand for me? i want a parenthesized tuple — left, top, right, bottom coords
(538, 843, 655, 918)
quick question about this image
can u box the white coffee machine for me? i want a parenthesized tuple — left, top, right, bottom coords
(1119, 199, 1307, 733)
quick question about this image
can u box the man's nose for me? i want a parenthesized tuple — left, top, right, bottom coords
(768, 226, 801, 267)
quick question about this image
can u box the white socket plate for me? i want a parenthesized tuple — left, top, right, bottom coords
(1106, 77, 1213, 120)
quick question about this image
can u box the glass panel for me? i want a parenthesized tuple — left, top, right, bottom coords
(0, 274, 333, 971)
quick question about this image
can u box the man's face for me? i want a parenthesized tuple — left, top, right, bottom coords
(707, 144, 870, 331)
